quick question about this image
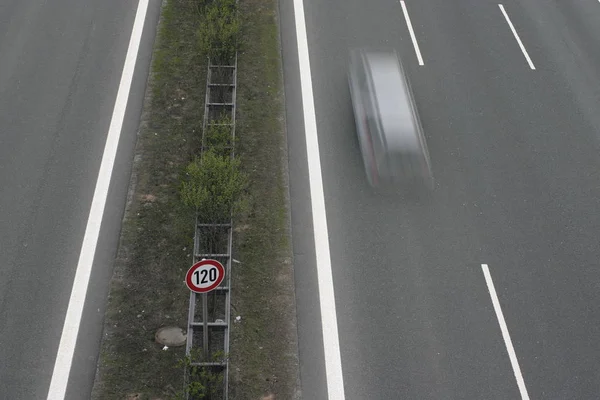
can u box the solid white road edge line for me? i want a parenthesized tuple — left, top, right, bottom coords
(46, 1, 150, 399)
(400, 1, 425, 66)
(498, 4, 536, 70)
(481, 264, 531, 400)
(291, 0, 346, 398)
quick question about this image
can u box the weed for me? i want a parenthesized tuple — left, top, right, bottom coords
(175, 350, 229, 400)
(204, 116, 235, 154)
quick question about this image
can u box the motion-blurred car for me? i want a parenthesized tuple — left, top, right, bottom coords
(348, 49, 433, 190)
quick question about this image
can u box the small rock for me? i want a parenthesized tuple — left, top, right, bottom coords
(141, 194, 157, 202)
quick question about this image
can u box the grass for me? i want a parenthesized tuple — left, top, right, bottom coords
(91, 0, 299, 399)
(229, 0, 300, 399)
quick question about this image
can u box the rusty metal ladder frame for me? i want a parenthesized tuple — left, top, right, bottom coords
(185, 52, 238, 400)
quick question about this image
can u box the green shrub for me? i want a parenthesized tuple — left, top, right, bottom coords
(196, 0, 239, 62)
(180, 149, 247, 223)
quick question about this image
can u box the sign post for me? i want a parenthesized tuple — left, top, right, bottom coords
(186, 259, 226, 358)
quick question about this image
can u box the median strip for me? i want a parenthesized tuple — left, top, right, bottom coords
(91, 0, 300, 398)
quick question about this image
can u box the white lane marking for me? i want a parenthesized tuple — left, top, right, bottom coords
(46, 1, 150, 399)
(481, 264, 530, 400)
(292, 0, 346, 398)
(498, 4, 536, 70)
(400, 1, 425, 66)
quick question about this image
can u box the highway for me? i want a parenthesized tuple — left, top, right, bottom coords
(281, 0, 600, 399)
(0, 1, 160, 399)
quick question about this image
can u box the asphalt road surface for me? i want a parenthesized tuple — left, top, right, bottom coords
(281, 0, 600, 398)
(0, 1, 160, 399)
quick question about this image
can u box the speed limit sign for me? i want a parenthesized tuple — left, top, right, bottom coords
(185, 259, 225, 293)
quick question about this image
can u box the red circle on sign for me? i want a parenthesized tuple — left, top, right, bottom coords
(185, 259, 225, 293)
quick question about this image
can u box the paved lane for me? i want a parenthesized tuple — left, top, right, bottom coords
(0, 1, 160, 398)
(303, 1, 520, 397)
(454, 1, 600, 397)
(414, 1, 600, 397)
(282, 0, 600, 398)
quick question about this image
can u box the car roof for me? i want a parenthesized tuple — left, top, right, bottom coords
(362, 51, 422, 151)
